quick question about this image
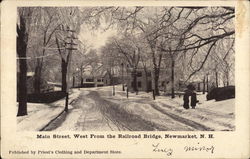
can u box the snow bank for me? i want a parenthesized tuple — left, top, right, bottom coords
(17, 88, 81, 131)
(17, 103, 64, 131)
(155, 95, 235, 131)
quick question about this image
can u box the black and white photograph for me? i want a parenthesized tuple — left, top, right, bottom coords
(16, 6, 236, 131)
(2, 1, 250, 158)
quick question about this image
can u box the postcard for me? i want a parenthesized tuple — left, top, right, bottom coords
(1, 0, 249, 158)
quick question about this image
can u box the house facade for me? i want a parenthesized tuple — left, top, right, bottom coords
(103, 72, 121, 86)
(125, 68, 208, 93)
(126, 69, 152, 92)
(80, 76, 104, 87)
(126, 68, 168, 92)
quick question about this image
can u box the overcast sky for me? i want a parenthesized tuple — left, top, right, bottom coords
(78, 22, 117, 52)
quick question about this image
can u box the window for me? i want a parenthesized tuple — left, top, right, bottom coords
(138, 81, 142, 88)
(147, 72, 151, 77)
(137, 71, 142, 77)
(86, 78, 94, 82)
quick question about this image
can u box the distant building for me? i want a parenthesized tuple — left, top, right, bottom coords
(103, 72, 121, 86)
(126, 68, 152, 92)
(125, 68, 209, 93)
(95, 77, 105, 87)
(81, 76, 104, 87)
(125, 68, 168, 92)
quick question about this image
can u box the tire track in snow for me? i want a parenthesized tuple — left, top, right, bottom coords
(148, 103, 214, 131)
(89, 91, 166, 131)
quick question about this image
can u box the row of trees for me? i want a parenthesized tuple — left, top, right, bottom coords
(17, 6, 235, 116)
(16, 7, 95, 116)
(98, 6, 235, 97)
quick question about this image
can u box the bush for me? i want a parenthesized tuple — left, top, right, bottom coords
(27, 91, 66, 103)
(206, 86, 235, 101)
(206, 87, 221, 100)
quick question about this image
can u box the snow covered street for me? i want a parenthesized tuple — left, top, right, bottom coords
(35, 85, 235, 131)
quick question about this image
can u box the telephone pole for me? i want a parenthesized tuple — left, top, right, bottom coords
(64, 26, 77, 112)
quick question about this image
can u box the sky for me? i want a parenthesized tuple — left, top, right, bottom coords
(78, 22, 117, 52)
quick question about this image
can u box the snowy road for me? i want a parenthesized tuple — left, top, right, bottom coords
(43, 87, 235, 131)
(44, 90, 163, 131)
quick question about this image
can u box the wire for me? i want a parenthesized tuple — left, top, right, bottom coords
(42, 47, 65, 50)
(16, 48, 77, 60)
(16, 57, 31, 60)
(17, 53, 58, 60)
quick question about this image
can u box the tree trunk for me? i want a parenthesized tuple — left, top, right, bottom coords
(132, 69, 138, 92)
(171, 59, 175, 98)
(226, 71, 229, 86)
(154, 68, 160, 96)
(80, 78, 83, 87)
(203, 76, 206, 94)
(34, 63, 42, 94)
(61, 59, 67, 92)
(72, 76, 75, 87)
(206, 74, 209, 92)
(17, 58, 28, 116)
(215, 71, 219, 87)
(17, 17, 28, 116)
(143, 67, 149, 92)
(121, 63, 125, 91)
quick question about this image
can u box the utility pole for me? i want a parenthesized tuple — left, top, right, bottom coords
(64, 26, 77, 112)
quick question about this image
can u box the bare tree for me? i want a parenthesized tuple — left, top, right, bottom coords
(87, 6, 235, 95)
(100, 37, 123, 87)
(174, 7, 234, 82)
(113, 35, 141, 92)
(26, 8, 62, 94)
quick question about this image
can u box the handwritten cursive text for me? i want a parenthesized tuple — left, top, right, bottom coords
(184, 142, 215, 154)
(152, 143, 173, 156)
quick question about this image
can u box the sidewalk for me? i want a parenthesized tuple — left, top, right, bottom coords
(16, 89, 81, 131)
